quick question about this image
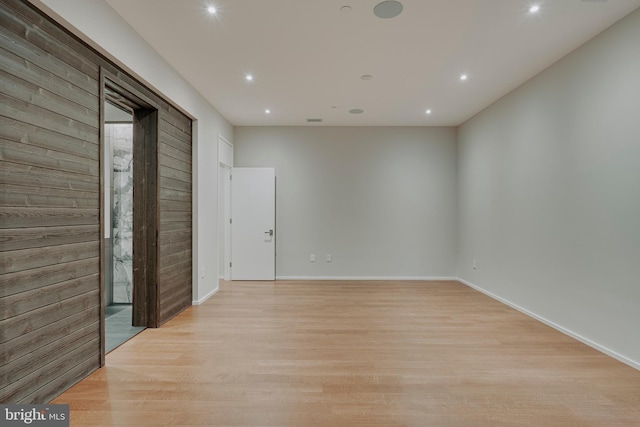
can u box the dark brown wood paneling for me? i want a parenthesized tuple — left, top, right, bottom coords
(0, 289, 99, 343)
(0, 337, 99, 402)
(0, 207, 99, 229)
(1, 93, 99, 142)
(160, 176, 191, 193)
(159, 141, 192, 165)
(0, 321, 98, 387)
(0, 305, 99, 367)
(0, 137, 99, 176)
(0, 274, 99, 320)
(160, 241, 192, 260)
(160, 229, 191, 246)
(159, 121, 192, 155)
(0, 27, 99, 92)
(0, 0, 193, 403)
(160, 111, 191, 135)
(161, 210, 191, 224)
(160, 188, 191, 205)
(160, 199, 194, 212)
(160, 165, 192, 184)
(160, 250, 192, 270)
(159, 153, 192, 177)
(160, 220, 191, 233)
(0, 46, 100, 111)
(1, 162, 99, 193)
(159, 282, 192, 325)
(157, 108, 192, 326)
(1, 69, 99, 127)
(0, 116, 100, 159)
(0, 257, 99, 297)
(0, 224, 98, 252)
(0, 241, 99, 274)
(159, 260, 192, 286)
(0, 1, 100, 77)
(0, 0, 100, 403)
(0, 183, 99, 209)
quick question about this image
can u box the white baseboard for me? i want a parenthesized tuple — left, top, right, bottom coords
(192, 286, 219, 305)
(275, 276, 457, 281)
(457, 277, 640, 371)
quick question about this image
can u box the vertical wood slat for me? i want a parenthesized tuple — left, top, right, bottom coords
(0, 0, 193, 403)
(131, 108, 159, 328)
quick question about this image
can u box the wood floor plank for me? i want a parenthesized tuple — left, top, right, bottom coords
(52, 280, 640, 426)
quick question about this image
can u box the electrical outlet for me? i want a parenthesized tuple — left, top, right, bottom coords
(310, 254, 316, 262)
(472, 260, 477, 270)
(201, 267, 205, 278)
(326, 254, 332, 262)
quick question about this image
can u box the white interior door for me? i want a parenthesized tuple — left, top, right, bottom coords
(231, 168, 276, 280)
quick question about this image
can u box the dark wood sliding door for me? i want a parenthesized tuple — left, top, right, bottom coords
(0, 0, 193, 403)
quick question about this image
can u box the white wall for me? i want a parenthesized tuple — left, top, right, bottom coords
(31, 0, 234, 304)
(457, 9, 640, 368)
(235, 126, 457, 279)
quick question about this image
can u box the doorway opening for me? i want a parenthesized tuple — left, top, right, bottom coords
(104, 100, 144, 352)
(101, 75, 159, 359)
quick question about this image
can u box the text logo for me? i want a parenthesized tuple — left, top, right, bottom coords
(1, 405, 69, 427)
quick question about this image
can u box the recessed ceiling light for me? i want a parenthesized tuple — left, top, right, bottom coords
(207, 5, 217, 15)
(341, 6, 352, 13)
(349, 108, 364, 114)
(245, 74, 254, 82)
(374, 1, 404, 19)
(460, 74, 468, 81)
(265, 109, 271, 114)
(360, 74, 373, 81)
(426, 109, 432, 115)
(529, 4, 541, 13)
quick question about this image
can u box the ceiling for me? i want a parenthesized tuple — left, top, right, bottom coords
(104, 0, 640, 127)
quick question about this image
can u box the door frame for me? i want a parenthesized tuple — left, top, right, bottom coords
(99, 68, 160, 364)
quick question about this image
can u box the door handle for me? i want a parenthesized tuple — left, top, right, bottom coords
(265, 229, 274, 236)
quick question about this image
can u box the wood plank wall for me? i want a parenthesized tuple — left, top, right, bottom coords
(0, 0, 193, 403)
(158, 114, 193, 324)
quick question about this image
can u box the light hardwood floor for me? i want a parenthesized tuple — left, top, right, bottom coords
(53, 280, 640, 426)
